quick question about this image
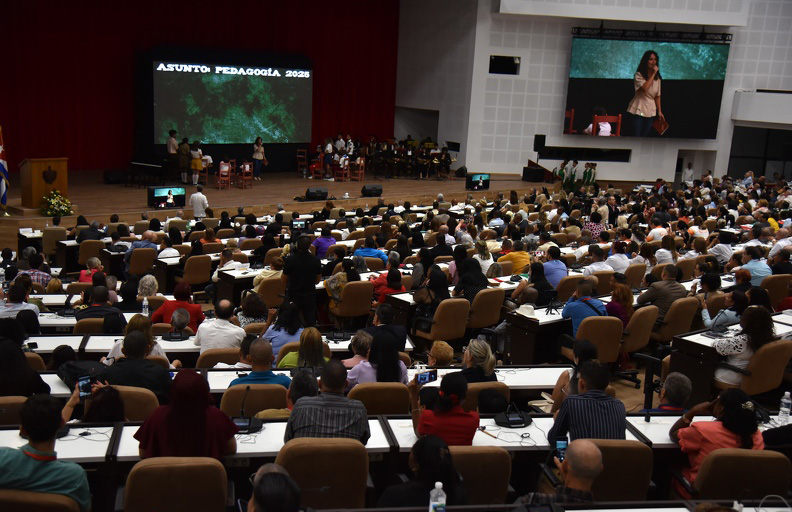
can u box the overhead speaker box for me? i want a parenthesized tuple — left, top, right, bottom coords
(489, 55, 520, 75)
(305, 187, 328, 201)
(361, 184, 382, 197)
(534, 134, 546, 152)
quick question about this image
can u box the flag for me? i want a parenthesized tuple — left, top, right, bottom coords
(0, 125, 8, 210)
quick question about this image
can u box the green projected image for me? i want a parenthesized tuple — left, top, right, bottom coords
(569, 39, 729, 80)
(153, 62, 312, 144)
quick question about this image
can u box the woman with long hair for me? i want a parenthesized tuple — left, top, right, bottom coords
(377, 436, 466, 507)
(447, 245, 468, 285)
(551, 340, 597, 413)
(0, 338, 50, 396)
(712, 306, 775, 385)
(606, 283, 634, 328)
(408, 372, 479, 446)
(655, 235, 679, 264)
(62, 384, 125, 424)
(511, 261, 554, 307)
(414, 265, 450, 320)
(605, 240, 630, 273)
(324, 258, 361, 310)
(472, 240, 493, 275)
(670, 388, 763, 495)
(277, 327, 328, 369)
(702, 290, 748, 329)
(452, 259, 489, 304)
(460, 338, 496, 383)
(346, 332, 408, 389)
(264, 302, 305, 362)
(746, 286, 773, 311)
(627, 50, 664, 137)
(103, 314, 179, 367)
(394, 234, 411, 263)
(252, 136, 267, 181)
(135, 369, 237, 458)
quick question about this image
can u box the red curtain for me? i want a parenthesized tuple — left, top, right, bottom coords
(0, 1, 399, 171)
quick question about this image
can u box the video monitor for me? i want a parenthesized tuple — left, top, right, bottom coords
(466, 173, 490, 191)
(148, 186, 186, 208)
(153, 60, 312, 144)
(564, 37, 730, 139)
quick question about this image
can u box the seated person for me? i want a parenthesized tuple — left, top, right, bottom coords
(116, 279, 143, 312)
(561, 280, 606, 338)
(284, 360, 370, 443)
(78, 257, 103, 283)
(375, 269, 406, 304)
(346, 332, 408, 390)
(581, 245, 613, 277)
(74, 286, 127, 333)
(0, 395, 90, 511)
(428, 340, 454, 366)
(104, 331, 172, 403)
(246, 464, 302, 512)
(636, 264, 687, 329)
(135, 370, 238, 459)
(369, 254, 401, 298)
(408, 371, 479, 446)
(342, 330, 372, 369)
(497, 240, 532, 274)
(253, 257, 285, 290)
(194, 299, 245, 353)
(0, 338, 51, 397)
(277, 327, 330, 369)
(214, 335, 254, 370)
(460, 338, 497, 383)
(353, 236, 387, 264)
(255, 369, 319, 419)
(363, 303, 407, 351)
(263, 302, 305, 363)
(702, 290, 747, 329)
(162, 307, 193, 340)
(712, 305, 775, 386)
(550, 340, 597, 413)
(0, 283, 41, 318)
(228, 338, 291, 389)
(642, 372, 691, 413)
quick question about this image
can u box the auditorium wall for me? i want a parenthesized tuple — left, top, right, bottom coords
(0, 1, 399, 172)
(459, 0, 792, 181)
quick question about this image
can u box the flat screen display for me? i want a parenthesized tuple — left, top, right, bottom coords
(466, 173, 490, 191)
(148, 186, 186, 208)
(153, 60, 312, 144)
(564, 38, 730, 139)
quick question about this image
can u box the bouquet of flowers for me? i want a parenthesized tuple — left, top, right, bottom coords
(41, 190, 74, 217)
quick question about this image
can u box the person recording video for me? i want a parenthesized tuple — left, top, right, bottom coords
(627, 50, 664, 137)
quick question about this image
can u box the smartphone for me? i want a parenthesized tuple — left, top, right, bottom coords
(27, 342, 38, 350)
(416, 370, 438, 385)
(555, 436, 569, 462)
(77, 375, 92, 399)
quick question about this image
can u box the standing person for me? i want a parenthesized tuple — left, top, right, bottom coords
(627, 50, 664, 137)
(189, 141, 203, 186)
(283, 235, 322, 326)
(0, 125, 9, 216)
(682, 162, 695, 186)
(252, 137, 268, 181)
(189, 184, 209, 220)
(166, 129, 179, 175)
(177, 137, 191, 184)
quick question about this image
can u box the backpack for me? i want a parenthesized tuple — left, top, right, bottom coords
(57, 360, 108, 390)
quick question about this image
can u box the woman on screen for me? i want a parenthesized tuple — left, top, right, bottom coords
(166, 190, 174, 206)
(252, 137, 268, 181)
(627, 50, 664, 137)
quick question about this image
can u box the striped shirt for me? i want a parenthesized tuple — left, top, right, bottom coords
(547, 390, 626, 444)
(284, 392, 370, 444)
(14, 269, 52, 287)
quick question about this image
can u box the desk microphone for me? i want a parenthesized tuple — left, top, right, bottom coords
(233, 385, 262, 434)
(240, 385, 251, 418)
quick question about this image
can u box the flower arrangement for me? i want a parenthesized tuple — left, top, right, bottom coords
(41, 190, 74, 217)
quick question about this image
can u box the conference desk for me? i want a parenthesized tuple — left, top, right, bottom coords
(38, 312, 139, 332)
(41, 372, 74, 398)
(405, 366, 570, 391)
(0, 424, 116, 464)
(154, 249, 254, 294)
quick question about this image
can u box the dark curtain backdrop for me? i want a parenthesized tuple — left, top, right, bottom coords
(0, 1, 399, 172)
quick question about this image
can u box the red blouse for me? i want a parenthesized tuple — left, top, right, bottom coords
(418, 406, 479, 446)
(150, 300, 206, 332)
(135, 405, 238, 460)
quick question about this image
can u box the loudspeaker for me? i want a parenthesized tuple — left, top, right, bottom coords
(361, 184, 382, 197)
(533, 134, 546, 152)
(305, 187, 328, 201)
(455, 166, 467, 178)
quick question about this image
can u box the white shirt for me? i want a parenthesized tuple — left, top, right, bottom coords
(167, 137, 179, 154)
(583, 122, 611, 136)
(647, 227, 667, 241)
(0, 302, 40, 318)
(582, 261, 613, 277)
(604, 253, 629, 274)
(709, 244, 733, 265)
(212, 260, 243, 282)
(189, 192, 209, 218)
(213, 361, 252, 370)
(473, 254, 493, 275)
(655, 248, 676, 265)
(770, 238, 792, 259)
(194, 318, 245, 353)
(573, 245, 590, 262)
(335, 138, 346, 151)
(159, 247, 180, 259)
(682, 167, 695, 183)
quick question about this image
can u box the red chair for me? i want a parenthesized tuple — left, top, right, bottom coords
(350, 157, 365, 181)
(564, 109, 576, 134)
(309, 162, 323, 180)
(296, 149, 308, 176)
(592, 114, 622, 136)
(237, 161, 254, 189)
(334, 162, 350, 182)
(216, 162, 232, 189)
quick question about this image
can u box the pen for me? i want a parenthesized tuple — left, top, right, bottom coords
(478, 426, 497, 439)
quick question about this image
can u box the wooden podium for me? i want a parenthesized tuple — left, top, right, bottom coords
(19, 158, 69, 209)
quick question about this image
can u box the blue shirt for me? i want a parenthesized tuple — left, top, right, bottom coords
(742, 259, 771, 286)
(229, 370, 291, 389)
(264, 325, 304, 365)
(543, 260, 568, 288)
(561, 296, 606, 336)
(353, 247, 388, 264)
(0, 444, 91, 512)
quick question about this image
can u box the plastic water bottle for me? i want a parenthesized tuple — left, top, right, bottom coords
(428, 482, 446, 512)
(0, 267, 5, 288)
(142, 297, 149, 317)
(779, 392, 791, 425)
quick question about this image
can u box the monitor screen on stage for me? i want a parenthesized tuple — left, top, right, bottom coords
(148, 186, 186, 208)
(152, 60, 312, 144)
(564, 37, 730, 139)
(466, 173, 490, 191)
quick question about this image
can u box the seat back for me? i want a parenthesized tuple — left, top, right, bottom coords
(202, 242, 223, 254)
(694, 448, 792, 499)
(277, 341, 301, 363)
(363, 257, 385, 271)
(24, 352, 45, 371)
(449, 446, 511, 505)
(145, 356, 170, 369)
(187, 230, 206, 242)
(467, 288, 505, 329)
(124, 457, 227, 512)
(219, 384, 287, 417)
(0, 489, 80, 512)
(462, 381, 510, 412)
(654, 297, 700, 344)
(0, 396, 27, 425)
(576, 316, 623, 363)
(73, 318, 106, 334)
(479, 229, 497, 240)
(129, 248, 157, 276)
(741, 340, 792, 395)
(592, 271, 615, 295)
(275, 438, 369, 510)
(332, 281, 374, 317)
(196, 348, 240, 368)
(111, 385, 159, 421)
(256, 277, 286, 308)
(66, 282, 92, 296)
(498, 260, 514, 275)
(182, 255, 212, 285)
(263, 247, 283, 266)
(239, 238, 262, 251)
(556, 275, 584, 302)
(650, 263, 672, 280)
(621, 305, 658, 353)
(676, 258, 697, 281)
(417, 299, 470, 342)
(141, 295, 166, 313)
(623, 264, 646, 288)
(244, 323, 268, 335)
(588, 439, 652, 500)
(347, 382, 410, 414)
(761, 274, 792, 310)
(131, 220, 149, 235)
(325, 243, 346, 258)
(42, 227, 68, 257)
(705, 292, 728, 318)
(215, 228, 235, 239)
(77, 240, 105, 266)
(592, 114, 622, 136)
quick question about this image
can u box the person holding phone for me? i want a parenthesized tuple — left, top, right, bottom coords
(627, 50, 664, 137)
(408, 371, 479, 446)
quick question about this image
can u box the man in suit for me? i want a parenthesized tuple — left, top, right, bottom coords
(606, 196, 620, 226)
(636, 264, 687, 329)
(364, 303, 407, 351)
(76, 221, 104, 243)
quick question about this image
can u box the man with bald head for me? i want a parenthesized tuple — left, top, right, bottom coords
(516, 439, 603, 505)
(228, 338, 291, 389)
(769, 228, 792, 259)
(194, 299, 245, 353)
